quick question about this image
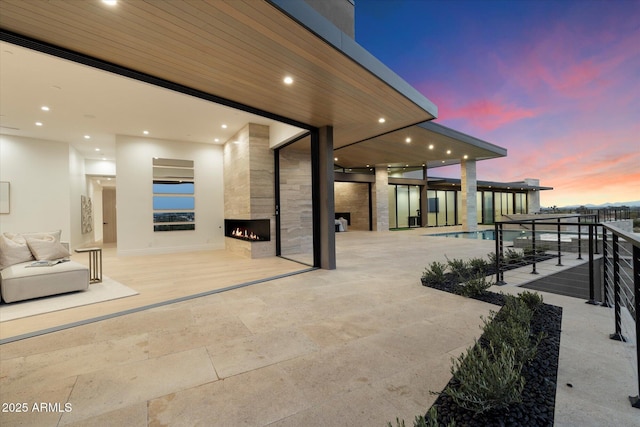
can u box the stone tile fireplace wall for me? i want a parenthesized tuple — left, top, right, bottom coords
(223, 123, 275, 258)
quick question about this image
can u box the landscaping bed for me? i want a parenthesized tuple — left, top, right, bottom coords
(413, 256, 563, 426)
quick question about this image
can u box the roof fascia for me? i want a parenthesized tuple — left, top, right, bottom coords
(267, 0, 438, 119)
(419, 122, 507, 157)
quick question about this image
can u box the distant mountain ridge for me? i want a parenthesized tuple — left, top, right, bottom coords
(547, 200, 640, 209)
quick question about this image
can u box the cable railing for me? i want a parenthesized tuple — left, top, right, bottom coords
(602, 224, 639, 408)
(493, 214, 639, 409)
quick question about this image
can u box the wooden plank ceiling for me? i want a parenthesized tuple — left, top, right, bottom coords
(335, 123, 507, 169)
(0, 0, 435, 149)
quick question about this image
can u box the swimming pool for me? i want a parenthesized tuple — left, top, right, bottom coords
(426, 229, 531, 241)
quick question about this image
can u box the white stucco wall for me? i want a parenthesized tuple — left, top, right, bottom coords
(0, 135, 73, 242)
(115, 135, 225, 256)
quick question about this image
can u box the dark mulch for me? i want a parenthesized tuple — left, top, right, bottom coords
(421, 277, 563, 426)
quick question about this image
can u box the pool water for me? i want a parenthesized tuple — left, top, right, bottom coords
(427, 229, 531, 241)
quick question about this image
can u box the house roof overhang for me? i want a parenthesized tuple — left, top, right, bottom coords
(334, 121, 508, 169)
(428, 177, 553, 192)
(0, 0, 437, 148)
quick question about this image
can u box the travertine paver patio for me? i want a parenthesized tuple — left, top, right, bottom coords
(0, 229, 637, 426)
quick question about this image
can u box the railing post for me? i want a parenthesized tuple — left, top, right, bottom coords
(610, 234, 625, 341)
(577, 216, 583, 260)
(594, 217, 600, 254)
(531, 220, 538, 275)
(602, 229, 611, 308)
(495, 222, 505, 285)
(630, 245, 640, 408)
(586, 224, 598, 305)
(556, 217, 563, 266)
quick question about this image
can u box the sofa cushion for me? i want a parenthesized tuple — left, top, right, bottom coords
(25, 236, 70, 261)
(0, 234, 34, 270)
(0, 231, 62, 269)
(0, 260, 89, 303)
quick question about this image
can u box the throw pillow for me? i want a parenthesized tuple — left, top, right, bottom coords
(0, 234, 35, 269)
(5, 230, 62, 243)
(25, 236, 71, 261)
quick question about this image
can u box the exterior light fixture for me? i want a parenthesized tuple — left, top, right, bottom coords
(378, 117, 386, 123)
(214, 138, 220, 142)
(143, 130, 149, 135)
(405, 137, 411, 143)
(221, 124, 227, 129)
(41, 106, 50, 111)
(428, 144, 434, 150)
(446, 150, 451, 154)
(35, 122, 43, 126)
(463, 155, 468, 159)
(334, 157, 338, 161)
(84, 135, 91, 139)
(102, 0, 117, 6)
(283, 76, 293, 85)
(95, 148, 100, 152)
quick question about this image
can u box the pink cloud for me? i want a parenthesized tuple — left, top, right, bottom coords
(429, 94, 537, 132)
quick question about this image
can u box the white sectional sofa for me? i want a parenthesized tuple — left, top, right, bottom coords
(0, 231, 89, 303)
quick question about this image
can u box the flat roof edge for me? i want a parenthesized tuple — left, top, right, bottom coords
(419, 122, 507, 157)
(267, 0, 438, 119)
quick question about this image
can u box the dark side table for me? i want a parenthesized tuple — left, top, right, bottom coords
(74, 247, 102, 283)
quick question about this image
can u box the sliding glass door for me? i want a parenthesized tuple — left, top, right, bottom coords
(275, 135, 315, 266)
(389, 184, 422, 229)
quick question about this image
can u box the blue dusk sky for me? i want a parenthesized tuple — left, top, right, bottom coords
(355, 0, 640, 206)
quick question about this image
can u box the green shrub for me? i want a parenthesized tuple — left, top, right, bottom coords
(456, 274, 494, 297)
(422, 261, 447, 285)
(446, 257, 470, 279)
(387, 407, 456, 427)
(518, 290, 544, 312)
(468, 257, 490, 274)
(487, 252, 503, 266)
(444, 342, 525, 413)
(504, 248, 523, 264)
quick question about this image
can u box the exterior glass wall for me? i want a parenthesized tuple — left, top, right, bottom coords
(427, 189, 458, 226)
(277, 137, 314, 265)
(426, 188, 528, 226)
(389, 184, 422, 228)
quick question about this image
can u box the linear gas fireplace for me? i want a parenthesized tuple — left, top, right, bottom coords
(224, 219, 271, 242)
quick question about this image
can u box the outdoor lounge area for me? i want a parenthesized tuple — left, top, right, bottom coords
(1, 230, 637, 426)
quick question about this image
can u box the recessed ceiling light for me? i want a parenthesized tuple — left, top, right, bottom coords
(334, 157, 338, 161)
(143, 130, 149, 135)
(35, 122, 43, 126)
(366, 164, 370, 167)
(221, 124, 227, 129)
(95, 148, 100, 152)
(428, 144, 434, 150)
(102, 0, 117, 5)
(422, 164, 425, 167)
(441, 160, 445, 163)
(378, 118, 386, 123)
(283, 76, 293, 85)
(84, 135, 91, 139)
(233, 140, 240, 144)
(405, 137, 411, 143)
(446, 150, 451, 154)
(41, 106, 50, 111)
(463, 155, 468, 159)
(214, 138, 220, 142)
